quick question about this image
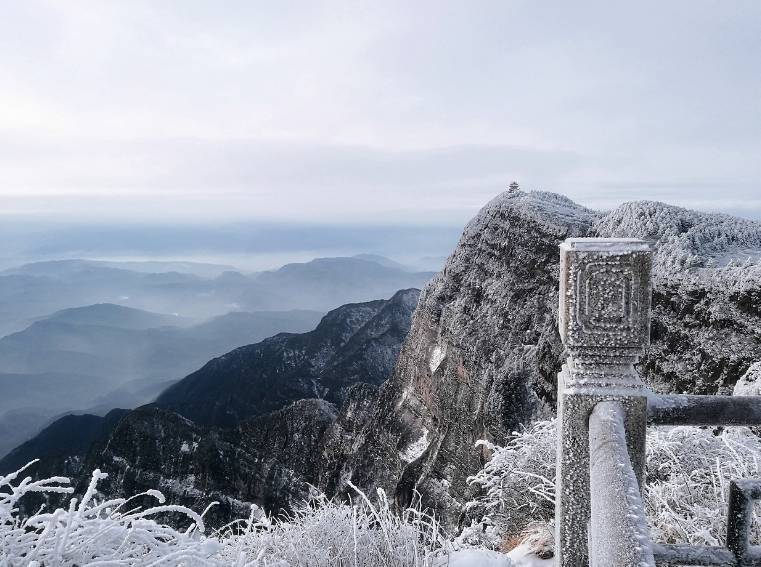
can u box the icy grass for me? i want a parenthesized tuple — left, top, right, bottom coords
(220, 482, 445, 567)
(646, 425, 761, 545)
(0, 464, 448, 566)
(5, 421, 757, 565)
(1, 463, 221, 566)
(466, 419, 761, 549)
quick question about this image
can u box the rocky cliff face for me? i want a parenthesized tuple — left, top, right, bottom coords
(84, 400, 337, 525)
(326, 190, 761, 529)
(327, 191, 597, 525)
(156, 289, 419, 427)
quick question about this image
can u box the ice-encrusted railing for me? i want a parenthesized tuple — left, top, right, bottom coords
(555, 238, 761, 567)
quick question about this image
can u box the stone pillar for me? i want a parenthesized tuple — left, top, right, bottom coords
(555, 238, 653, 567)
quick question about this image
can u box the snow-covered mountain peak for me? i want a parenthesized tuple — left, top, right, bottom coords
(595, 200, 761, 277)
(475, 189, 598, 234)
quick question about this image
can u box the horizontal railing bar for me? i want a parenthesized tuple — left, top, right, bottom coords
(648, 395, 761, 426)
(653, 544, 737, 566)
(589, 401, 655, 567)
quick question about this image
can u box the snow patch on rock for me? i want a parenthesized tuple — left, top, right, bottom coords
(401, 428, 430, 462)
(430, 345, 447, 373)
(734, 361, 761, 396)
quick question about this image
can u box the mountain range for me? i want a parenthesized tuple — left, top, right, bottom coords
(4, 190, 760, 531)
(0, 290, 420, 523)
(0, 304, 323, 458)
(156, 289, 419, 427)
(0, 255, 434, 336)
(0, 254, 431, 458)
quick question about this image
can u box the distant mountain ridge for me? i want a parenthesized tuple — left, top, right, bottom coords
(156, 289, 420, 427)
(0, 255, 432, 336)
(0, 303, 324, 383)
(41, 303, 191, 329)
(0, 290, 421, 523)
(0, 303, 324, 458)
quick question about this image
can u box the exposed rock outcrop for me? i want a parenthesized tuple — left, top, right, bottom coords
(156, 289, 419, 427)
(329, 191, 596, 525)
(84, 400, 337, 525)
(327, 191, 761, 529)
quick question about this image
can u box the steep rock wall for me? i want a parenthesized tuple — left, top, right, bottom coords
(329, 191, 761, 529)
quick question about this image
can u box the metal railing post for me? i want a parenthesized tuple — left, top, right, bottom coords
(555, 238, 653, 567)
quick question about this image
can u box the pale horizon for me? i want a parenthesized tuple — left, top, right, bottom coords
(1, 1, 760, 224)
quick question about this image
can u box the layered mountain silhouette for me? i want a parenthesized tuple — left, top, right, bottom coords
(0, 304, 323, 458)
(7, 191, 760, 531)
(0, 290, 421, 521)
(0, 256, 434, 337)
(0, 254, 432, 458)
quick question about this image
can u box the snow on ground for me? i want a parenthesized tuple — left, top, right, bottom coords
(508, 544, 554, 566)
(433, 546, 551, 567)
(435, 549, 513, 566)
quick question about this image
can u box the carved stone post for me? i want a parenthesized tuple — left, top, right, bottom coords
(555, 238, 653, 567)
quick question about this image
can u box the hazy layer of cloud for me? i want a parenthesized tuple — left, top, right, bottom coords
(1, 1, 759, 222)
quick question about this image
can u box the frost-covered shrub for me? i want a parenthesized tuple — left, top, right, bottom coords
(464, 420, 556, 544)
(466, 419, 761, 551)
(219, 483, 446, 566)
(646, 426, 761, 545)
(0, 462, 449, 566)
(0, 461, 221, 566)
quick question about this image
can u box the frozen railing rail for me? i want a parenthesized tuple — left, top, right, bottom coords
(589, 401, 654, 567)
(555, 238, 761, 567)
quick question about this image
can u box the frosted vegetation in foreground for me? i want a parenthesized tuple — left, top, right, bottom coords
(464, 419, 761, 550)
(0, 463, 452, 566)
(3, 421, 760, 565)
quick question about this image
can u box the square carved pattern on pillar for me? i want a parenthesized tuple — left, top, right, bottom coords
(580, 262, 635, 331)
(559, 238, 652, 351)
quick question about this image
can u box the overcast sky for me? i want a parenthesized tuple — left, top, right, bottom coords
(1, 1, 760, 224)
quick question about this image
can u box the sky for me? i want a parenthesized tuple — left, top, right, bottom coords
(1, 0, 760, 226)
